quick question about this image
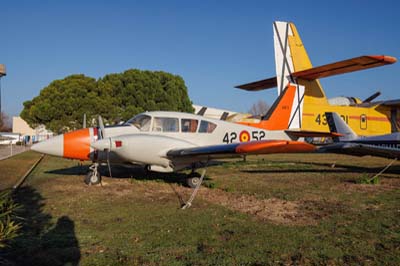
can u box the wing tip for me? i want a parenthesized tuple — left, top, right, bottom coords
(368, 55, 397, 64)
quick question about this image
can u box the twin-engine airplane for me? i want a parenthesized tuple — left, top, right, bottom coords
(320, 112, 400, 159)
(236, 21, 399, 136)
(31, 84, 315, 189)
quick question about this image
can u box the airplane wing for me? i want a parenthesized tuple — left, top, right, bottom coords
(235, 55, 397, 91)
(381, 99, 400, 107)
(318, 142, 400, 159)
(167, 140, 315, 159)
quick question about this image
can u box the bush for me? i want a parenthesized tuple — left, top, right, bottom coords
(0, 190, 21, 248)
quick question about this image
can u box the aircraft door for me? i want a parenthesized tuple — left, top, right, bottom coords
(360, 114, 367, 130)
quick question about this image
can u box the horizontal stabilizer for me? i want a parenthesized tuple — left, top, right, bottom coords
(235, 55, 396, 91)
(292, 55, 396, 80)
(235, 77, 277, 91)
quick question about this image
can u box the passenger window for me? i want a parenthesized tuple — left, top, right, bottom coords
(153, 117, 179, 132)
(198, 120, 217, 133)
(181, 119, 198, 133)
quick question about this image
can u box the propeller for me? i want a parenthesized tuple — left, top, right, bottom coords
(362, 91, 381, 103)
(95, 116, 113, 178)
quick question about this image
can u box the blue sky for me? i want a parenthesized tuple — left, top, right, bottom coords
(1, 0, 400, 117)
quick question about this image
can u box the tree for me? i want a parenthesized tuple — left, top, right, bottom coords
(248, 100, 270, 117)
(21, 70, 194, 133)
(21, 75, 99, 133)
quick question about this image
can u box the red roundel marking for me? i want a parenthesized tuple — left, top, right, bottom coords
(239, 130, 250, 142)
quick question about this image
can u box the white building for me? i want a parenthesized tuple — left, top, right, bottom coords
(12, 117, 53, 144)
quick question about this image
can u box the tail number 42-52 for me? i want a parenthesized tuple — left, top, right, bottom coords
(223, 131, 265, 143)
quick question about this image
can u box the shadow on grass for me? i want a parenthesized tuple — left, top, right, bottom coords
(241, 160, 400, 176)
(1, 186, 80, 266)
(47, 164, 214, 186)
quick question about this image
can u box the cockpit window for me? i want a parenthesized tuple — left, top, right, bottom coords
(125, 114, 151, 131)
(198, 120, 217, 133)
(153, 117, 179, 132)
(181, 119, 198, 133)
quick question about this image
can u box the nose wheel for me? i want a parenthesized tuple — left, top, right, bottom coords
(84, 163, 102, 185)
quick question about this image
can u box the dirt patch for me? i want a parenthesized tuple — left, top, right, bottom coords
(152, 184, 320, 225)
(199, 189, 320, 225)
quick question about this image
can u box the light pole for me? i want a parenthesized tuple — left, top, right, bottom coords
(0, 64, 6, 115)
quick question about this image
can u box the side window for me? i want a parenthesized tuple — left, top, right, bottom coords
(153, 117, 179, 132)
(181, 119, 198, 133)
(198, 120, 217, 133)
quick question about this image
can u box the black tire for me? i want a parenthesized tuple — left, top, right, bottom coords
(186, 172, 201, 188)
(84, 170, 102, 185)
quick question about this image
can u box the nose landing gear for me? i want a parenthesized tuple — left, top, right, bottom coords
(84, 162, 102, 185)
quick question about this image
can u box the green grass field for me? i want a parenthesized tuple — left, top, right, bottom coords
(1, 151, 399, 265)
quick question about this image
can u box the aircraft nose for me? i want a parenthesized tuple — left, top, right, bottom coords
(31, 134, 64, 157)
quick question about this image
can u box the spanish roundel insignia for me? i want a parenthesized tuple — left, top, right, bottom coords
(239, 131, 250, 142)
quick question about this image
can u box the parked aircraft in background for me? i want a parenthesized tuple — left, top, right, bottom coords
(236, 21, 399, 136)
(320, 112, 400, 159)
(31, 84, 315, 191)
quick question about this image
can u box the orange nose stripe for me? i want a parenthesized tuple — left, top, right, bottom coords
(63, 128, 91, 160)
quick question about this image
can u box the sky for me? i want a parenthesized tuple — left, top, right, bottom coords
(1, 0, 400, 117)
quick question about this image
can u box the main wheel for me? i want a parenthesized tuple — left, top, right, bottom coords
(84, 170, 102, 185)
(186, 172, 201, 188)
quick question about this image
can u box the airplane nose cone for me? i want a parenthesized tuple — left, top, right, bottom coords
(31, 135, 64, 157)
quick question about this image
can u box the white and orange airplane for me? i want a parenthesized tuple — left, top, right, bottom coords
(32, 83, 315, 192)
(236, 21, 398, 136)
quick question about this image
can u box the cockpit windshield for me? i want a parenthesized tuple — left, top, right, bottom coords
(125, 114, 151, 131)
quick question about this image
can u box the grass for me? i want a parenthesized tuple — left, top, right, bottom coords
(0, 151, 399, 265)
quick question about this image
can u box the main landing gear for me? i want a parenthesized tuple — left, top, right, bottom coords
(186, 172, 201, 188)
(84, 162, 102, 185)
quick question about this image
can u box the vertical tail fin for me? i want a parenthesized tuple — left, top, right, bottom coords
(273, 21, 327, 104)
(325, 112, 358, 142)
(240, 83, 304, 130)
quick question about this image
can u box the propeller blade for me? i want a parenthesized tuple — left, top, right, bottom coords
(362, 91, 381, 103)
(98, 115, 106, 138)
(83, 113, 87, 128)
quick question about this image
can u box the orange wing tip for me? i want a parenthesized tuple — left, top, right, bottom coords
(236, 140, 315, 154)
(368, 55, 397, 64)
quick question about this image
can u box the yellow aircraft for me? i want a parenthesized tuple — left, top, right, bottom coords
(236, 21, 398, 136)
